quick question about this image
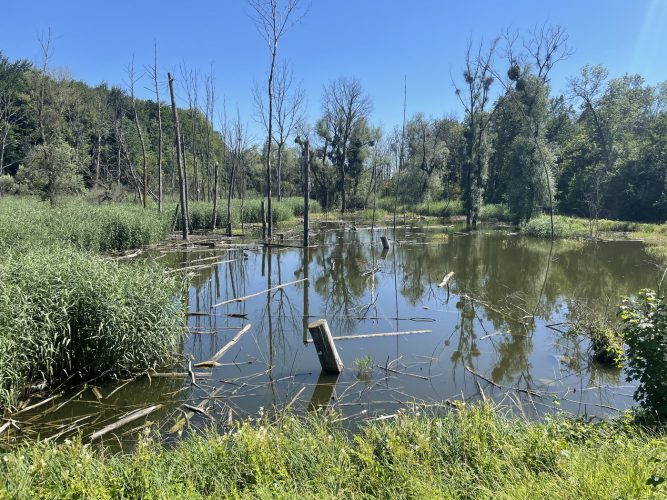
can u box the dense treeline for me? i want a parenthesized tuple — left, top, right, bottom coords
(1, 23, 666, 226)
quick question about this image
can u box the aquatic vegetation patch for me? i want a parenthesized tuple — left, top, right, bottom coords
(0, 247, 185, 411)
(0, 197, 172, 253)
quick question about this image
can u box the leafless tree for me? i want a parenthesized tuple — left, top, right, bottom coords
(126, 57, 148, 207)
(147, 42, 164, 211)
(249, 0, 307, 237)
(524, 22, 573, 83)
(253, 61, 305, 200)
(205, 68, 216, 227)
(322, 77, 373, 215)
(168, 72, 189, 240)
(36, 28, 52, 145)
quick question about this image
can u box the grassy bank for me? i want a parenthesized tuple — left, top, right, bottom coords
(1, 405, 664, 498)
(0, 197, 172, 252)
(522, 214, 667, 260)
(0, 247, 185, 411)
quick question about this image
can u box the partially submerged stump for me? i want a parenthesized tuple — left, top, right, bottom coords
(308, 319, 344, 374)
(380, 236, 390, 249)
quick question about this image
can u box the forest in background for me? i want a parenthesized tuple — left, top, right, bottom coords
(1, 23, 666, 227)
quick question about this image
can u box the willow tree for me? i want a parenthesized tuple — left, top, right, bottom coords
(454, 40, 498, 228)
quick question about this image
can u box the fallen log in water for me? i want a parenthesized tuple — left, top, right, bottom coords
(195, 324, 252, 366)
(304, 329, 432, 343)
(212, 279, 307, 307)
(90, 404, 162, 441)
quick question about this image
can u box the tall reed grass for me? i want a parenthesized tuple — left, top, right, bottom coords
(0, 247, 185, 410)
(176, 197, 322, 231)
(0, 197, 172, 252)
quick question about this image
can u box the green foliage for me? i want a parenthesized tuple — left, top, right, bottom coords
(18, 139, 84, 205)
(0, 406, 665, 498)
(523, 215, 579, 238)
(414, 199, 464, 218)
(620, 289, 667, 419)
(0, 175, 18, 195)
(478, 203, 511, 222)
(0, 197, 172, 253)
(0, 247, 184, 411)
(354, 355, 373, 376)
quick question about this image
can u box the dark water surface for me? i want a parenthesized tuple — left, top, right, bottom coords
(10, 223, 663, 446)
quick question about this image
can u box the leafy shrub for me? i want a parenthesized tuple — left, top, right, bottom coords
(0, 247, 185, 410)
(523, 215, 578, 238)
(0, 175, 18, 195)
(619, 289, 667, 419)
(176, 198, 319, 231)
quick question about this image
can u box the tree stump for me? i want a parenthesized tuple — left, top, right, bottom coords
(308, 319, 344, 374)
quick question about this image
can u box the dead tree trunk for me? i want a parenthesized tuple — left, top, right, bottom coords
(152, 44, 164, 212)
(212, 160, 219, 230)
(168, 72, 189, 240)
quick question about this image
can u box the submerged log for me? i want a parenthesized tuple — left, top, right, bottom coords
(308, 319, 344, 374)
(90, 404, 162, 441)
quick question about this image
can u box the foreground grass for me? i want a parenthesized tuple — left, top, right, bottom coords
(0, 247, 185, 411)
(1, 405, 664, 498)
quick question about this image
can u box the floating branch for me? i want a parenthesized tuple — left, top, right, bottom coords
(375, 364, 429, 380)
(212, 279, 307, 307)
(195, 324, 252, 366)
(304, 329, 432, 343)
(437, 272, 454, 288)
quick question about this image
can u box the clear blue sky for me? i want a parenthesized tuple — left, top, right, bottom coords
(2, 0, 666, 142)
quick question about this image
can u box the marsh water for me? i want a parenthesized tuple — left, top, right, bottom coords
(10, 222, 664, 445)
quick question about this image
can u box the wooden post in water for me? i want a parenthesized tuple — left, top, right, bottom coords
(303, 139, 310, 247)
(261, 200, 266, 240)
(308, 319, 344, 374)
(380, 235, 390, 250)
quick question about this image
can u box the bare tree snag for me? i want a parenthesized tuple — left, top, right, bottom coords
(168, 72, 189, 240)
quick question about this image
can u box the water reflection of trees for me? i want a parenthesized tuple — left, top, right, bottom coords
(176, 230, 658, 390)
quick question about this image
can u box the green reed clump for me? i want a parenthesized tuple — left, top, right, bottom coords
(0, 197, 171, 253)
(523, 215, 580, 238)
(414, 199, 464, 218)
(478, 203, 511, 222)
(177, 198, 319, 231)
(0, 405, 664, 498)
(0, 247, 185, 411)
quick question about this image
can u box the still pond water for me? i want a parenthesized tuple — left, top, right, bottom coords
(12, 222, 664, 445)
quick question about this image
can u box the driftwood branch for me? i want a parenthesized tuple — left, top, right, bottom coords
(304, 329, 432, 343)
(195, 324, 252, 366)
(212, 279, 307, 307)
(90, 404, 162, 441)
